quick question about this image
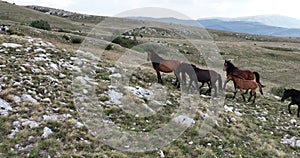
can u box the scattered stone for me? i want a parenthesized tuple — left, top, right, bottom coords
(0, 98, 12, 116)
(173, 115, 195, 126)
(42, 127, 53, 138)
(21, 120, 40, 128)
(21, 94, 37, 103)
(2, 43, 22, 48)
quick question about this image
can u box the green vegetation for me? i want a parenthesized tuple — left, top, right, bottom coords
(112, 36, 139, 48)
(71, 37, 83, 44)
(29, 20, 51, 30)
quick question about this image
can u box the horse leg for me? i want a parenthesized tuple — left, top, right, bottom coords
(197, 82, 205, 94)
(212, 82, 218, 97)
(223, 80, 228, 90)
(252, 92, 256, 104)
(173, 72, 180, 88)
(248, 90, 256, 103)
(297, 105, 300, 117)
(232, 90, 237, 100)
(204, 82, 211, 95)
(194, 80, 199, 94)
(187, 80, 193, 93)
(241, 91, 246, 102)
(288, 103, 293, 114)
(156, 71, 163, 84)
(244, 89, 249, 95)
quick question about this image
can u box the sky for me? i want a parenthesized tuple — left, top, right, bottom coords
(4, 0, 300, 20)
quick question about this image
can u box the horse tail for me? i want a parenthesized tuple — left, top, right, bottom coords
(217, 73, 223, 92)
(253, 72, 264, 95)
(181, 71, 186, 87)
(253, 72, 265, 87)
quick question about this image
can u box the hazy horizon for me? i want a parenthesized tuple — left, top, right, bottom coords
(4, 0, 300, 21)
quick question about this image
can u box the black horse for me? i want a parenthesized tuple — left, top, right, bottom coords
(281, 88, 300, 117)
(175, 62, 222, 96)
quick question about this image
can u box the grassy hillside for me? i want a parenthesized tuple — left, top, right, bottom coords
(0, 1, 300, 157)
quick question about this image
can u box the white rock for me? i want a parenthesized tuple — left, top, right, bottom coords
(2, 43, 22, 48)
(21, 120, 40, 128)
(109, 73, 122, 78)
(75, 121, 84, 128)
(50, 63, 59, 71)
(34, 48, 46, 53)
(234, 110, 243, 116)
(125, 86, 153, 100)
(296, 140, 300, 147)
(21, 94, 37, 103)
(0, 98, 12, 116)
(173, 115, 195, 126)
(290, 119, 297, 125)
(8, 128, 19, 139)
(105, 89, 123, 105)
(43, 115, 58, 121)
(42, 127, 53, 138)
(224, 105, 234, 113)
(59, 73, 66, 78)
(257, 116, 267, 122)
(158, 149, 165, 158)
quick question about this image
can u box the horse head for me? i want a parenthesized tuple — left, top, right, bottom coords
(223, 59, 237, 72)
(281, 88, 291, 102)
(223, 60, 231, 71)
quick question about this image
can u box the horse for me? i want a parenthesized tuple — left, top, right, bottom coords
(226, 74, 262, 103)
(281, 88, 300, 117)
(223, 60, 264, 95)
(175, 62, 223, 96)
(147, 51, 181, 87)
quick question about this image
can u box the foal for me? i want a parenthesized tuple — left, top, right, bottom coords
(226, 74, 262, 103)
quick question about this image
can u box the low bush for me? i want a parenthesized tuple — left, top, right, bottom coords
(30, 20, 51, 31)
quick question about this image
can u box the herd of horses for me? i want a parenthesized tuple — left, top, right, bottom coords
(147, 51, 300, 117)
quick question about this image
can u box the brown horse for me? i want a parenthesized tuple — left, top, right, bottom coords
(147, 51, 181, 86)
(226, 74, 262, 103)
(223, 60, 264, 95)
(175, 62, 223, 96)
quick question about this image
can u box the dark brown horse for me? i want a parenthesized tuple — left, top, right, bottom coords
(147, 51, 181, 86)
(175, 62, 223, 96)
(223, 60, 264, 95)
(281, 88, 300, 117)
(226, 73, 262, 103)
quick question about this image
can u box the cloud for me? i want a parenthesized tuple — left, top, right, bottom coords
(4, 0, 300, 20)
(6, 0, 75, 8)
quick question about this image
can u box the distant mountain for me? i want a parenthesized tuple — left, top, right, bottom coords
(130, 16, 300, 37)
(129, 17, 202, 27)
(197, 19, 300, 37)
(230, 15, 300, 29)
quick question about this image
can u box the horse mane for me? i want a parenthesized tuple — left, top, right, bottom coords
(149, 51, 163, 63)
(287, 88, 300, 94)
(225, 60, 239, 73)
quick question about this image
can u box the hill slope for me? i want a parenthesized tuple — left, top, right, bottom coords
(0, 1, 300, 157)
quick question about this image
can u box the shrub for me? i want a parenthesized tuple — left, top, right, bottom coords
(105, 44, 114, 50)
(112, 36, 138, 48)
(30, 20, 51, 30)
(62, 34, 70, 41)
(270, 86, 285, 97)
(71, 37, 83, 44)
